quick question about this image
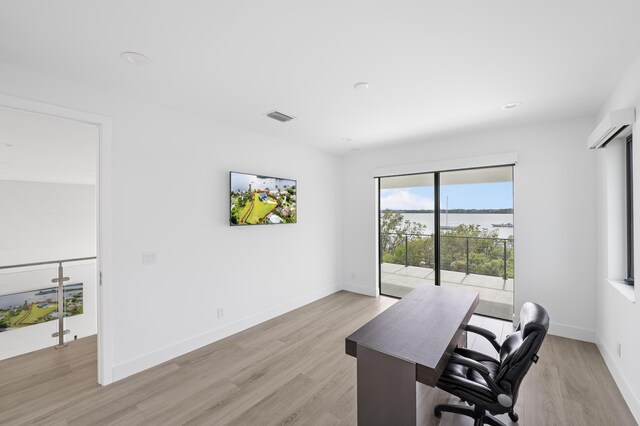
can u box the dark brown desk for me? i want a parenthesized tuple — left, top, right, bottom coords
(346, 285, 479, 426)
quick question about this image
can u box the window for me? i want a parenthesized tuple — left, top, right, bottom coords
(604, 134, 634, 291)
(626, 134, 634, 286)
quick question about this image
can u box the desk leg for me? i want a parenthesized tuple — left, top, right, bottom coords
(357, 345, 416, 426)
(459, 329, 467, 348)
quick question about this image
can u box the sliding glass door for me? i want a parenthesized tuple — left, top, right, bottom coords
(378, 165, 514, 320)
(379, 173, 435, 298)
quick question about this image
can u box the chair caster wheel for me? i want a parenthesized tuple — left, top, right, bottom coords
(434, 409, 442, 418)
(508, 412, 519, 422)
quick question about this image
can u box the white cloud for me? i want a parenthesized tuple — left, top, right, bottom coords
(380, 189, 433, 210)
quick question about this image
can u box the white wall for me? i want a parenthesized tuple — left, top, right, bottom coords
(0, 180, 96, 265)
(595, 51, 640, 422)
(341, 117, 598, 341)
(0, 61, 342, 381)
(0, 180, 97, 359)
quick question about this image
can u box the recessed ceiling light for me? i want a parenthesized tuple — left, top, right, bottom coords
(502, 102, 522, 110)
(350, 148, 361, 152)
(120, 51, 151, 65)
(353, 82, 370, 90)
(342, 138, 352, 143)
(1, 143, 13, 147)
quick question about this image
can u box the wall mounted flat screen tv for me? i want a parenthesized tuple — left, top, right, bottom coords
(230, 172, 297, 225)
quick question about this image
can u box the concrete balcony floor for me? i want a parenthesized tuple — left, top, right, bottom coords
(381, 262, 514, 321)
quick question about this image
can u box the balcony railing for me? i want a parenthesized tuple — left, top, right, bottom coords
(0, 257, 96, 349)
(380, 232, 514, 280)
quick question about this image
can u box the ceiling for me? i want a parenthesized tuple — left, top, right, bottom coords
(0, 106, 98, 185)
(1, 1, 639, 154)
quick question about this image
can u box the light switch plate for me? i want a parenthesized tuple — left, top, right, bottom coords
(142, 252, 158, 265)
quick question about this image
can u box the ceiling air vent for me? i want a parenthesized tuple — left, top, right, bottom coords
(265, 111, 295, 122)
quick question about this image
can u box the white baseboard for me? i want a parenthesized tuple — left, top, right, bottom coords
(112, 284, 341, 382)
(597, 340, 640, 423)
(548, 321, 597, 343)
(342, 282, 377, 297)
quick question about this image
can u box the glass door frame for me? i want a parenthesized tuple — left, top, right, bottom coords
(377, 164, 515, 316)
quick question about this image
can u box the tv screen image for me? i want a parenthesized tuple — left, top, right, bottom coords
(230, 172, 297, 225)
(0, 283, 84, 332)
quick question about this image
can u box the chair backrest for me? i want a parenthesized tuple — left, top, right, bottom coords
(494, 302, 549, 399)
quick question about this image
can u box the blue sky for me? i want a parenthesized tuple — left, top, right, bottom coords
(380, 182, 513, 210)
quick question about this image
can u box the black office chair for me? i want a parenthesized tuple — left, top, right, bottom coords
(434, 302, 549, 426)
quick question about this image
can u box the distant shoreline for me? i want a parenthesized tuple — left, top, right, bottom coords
(387, 209, 513, 214)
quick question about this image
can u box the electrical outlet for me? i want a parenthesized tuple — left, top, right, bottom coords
(617, 342, 622, 357)
(217, 308, 224, 319)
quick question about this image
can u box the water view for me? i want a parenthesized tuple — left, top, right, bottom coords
(402, 213, 514, 239)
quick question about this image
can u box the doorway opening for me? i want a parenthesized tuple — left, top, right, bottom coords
(0, 103, 103, 380)
(378, 165, 514, 320)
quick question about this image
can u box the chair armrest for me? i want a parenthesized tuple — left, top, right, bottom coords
(455, 347, 499, 364)
(448, 352, 491, 376)
(465, 324, 502, 352)
(447, 353, 507, 400)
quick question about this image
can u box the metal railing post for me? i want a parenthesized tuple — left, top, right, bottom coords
(466, 237, 470, 275)
(52, 262, 68, 349)
(503, 240, 507, 280)
(426, 234, 431, 268)
(405, 234, 409, 267)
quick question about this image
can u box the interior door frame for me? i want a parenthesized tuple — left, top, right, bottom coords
(0, 93, 114, 385)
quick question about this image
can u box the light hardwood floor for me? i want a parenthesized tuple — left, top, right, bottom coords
(0, 291, 636, 425)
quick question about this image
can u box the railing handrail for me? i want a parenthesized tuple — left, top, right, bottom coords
(381, 231, 512, 242)
(0, 256, 96, 271)
(380, 232, 512, 280)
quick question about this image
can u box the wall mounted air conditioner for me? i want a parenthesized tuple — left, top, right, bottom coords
(588, 108, 636, 149)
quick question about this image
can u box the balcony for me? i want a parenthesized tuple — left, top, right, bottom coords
(380, 233, 514, 321)
(381, 263, 513, 320)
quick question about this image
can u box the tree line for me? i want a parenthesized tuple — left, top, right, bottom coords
(380, 210, 514, 279)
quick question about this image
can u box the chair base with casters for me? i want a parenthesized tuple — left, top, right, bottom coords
(434, 402, 518, 426)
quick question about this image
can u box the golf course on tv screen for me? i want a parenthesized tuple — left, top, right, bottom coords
(230, 172, 297, 226)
